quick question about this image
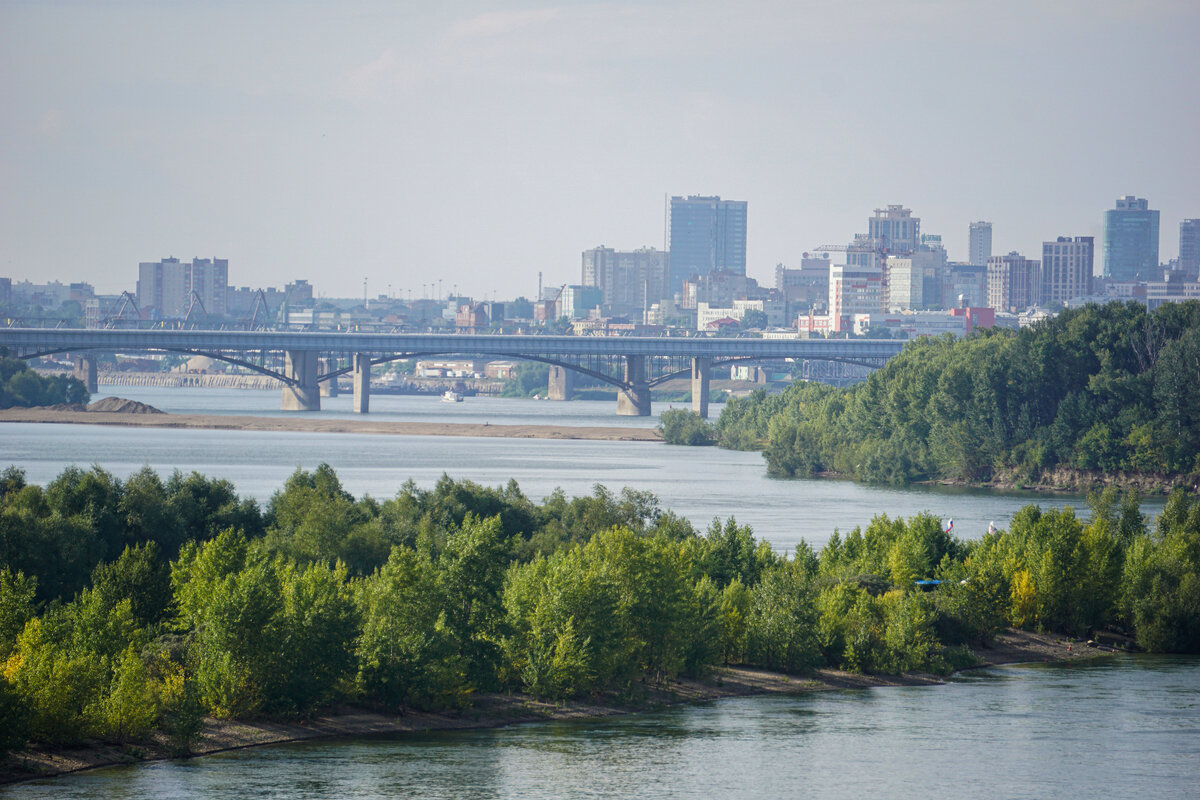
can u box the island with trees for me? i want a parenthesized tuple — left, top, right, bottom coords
(2, 465, 1197, 777)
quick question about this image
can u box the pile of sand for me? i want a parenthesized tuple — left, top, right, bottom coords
(85, 396, 165, 414)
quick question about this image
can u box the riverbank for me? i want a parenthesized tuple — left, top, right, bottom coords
(1, 629, 1112, 785)
(0, 407, 662, 442)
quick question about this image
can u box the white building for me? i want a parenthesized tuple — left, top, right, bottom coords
(828, 264, 884, 331)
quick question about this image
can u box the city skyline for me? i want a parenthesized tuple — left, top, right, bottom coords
(2, 1, 1197, 297)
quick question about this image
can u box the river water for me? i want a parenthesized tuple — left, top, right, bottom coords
(2, 386, 1192, 797)
(0, 387, 1165, 552)
(8, 656, 1199, 799)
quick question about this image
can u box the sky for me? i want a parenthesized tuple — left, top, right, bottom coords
(2, 0, 1198, 299)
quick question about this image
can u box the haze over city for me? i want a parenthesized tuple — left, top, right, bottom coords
(2, 0, 1197, 297)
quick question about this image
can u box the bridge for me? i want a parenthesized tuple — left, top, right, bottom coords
(0, 328, 905, 417)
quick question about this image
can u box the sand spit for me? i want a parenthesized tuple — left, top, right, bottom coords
(0, 407, 662, 442)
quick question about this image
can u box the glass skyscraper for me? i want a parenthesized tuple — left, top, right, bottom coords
(1103, 196, 1159, 282)
(667, 195, 747, 294)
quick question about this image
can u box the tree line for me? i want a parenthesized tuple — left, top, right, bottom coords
(673, 301, 1200, 486)
(2, 465, 1198, 757)
(0, 351, 91, 409)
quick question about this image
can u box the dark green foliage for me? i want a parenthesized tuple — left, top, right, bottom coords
(0, 675, 32, 756)
(658, 409, 715, 446)
(0, 354, 90, 408)
(714, 302, 1200, 484)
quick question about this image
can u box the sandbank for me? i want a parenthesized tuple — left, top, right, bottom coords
(0, 407, 662, 442)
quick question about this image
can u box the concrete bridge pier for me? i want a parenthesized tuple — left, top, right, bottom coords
(281, 349, 321, 411)
(320, 355, 339, 397)
(617, 355, 651, 416)
(547, 365, 575, 401)
(73, 355, 98, 394)
(691, 357, 711, 418)
(352, 353, 371, 414)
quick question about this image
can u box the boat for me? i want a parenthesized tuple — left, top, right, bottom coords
(442, 390, 463, 403)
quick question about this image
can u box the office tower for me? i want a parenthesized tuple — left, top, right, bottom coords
(887, 249, 947, 310)
(582, 246, 668, 317)
(987, 252, 1040, 312)
(1041, 236, 1094, 306)
(1180, 219, 1200, 279)
(666, 195, 747, 294)
(969, 221, 992, 267)
(868, 205, 920, 255)
(1104, 196, 1160, 281)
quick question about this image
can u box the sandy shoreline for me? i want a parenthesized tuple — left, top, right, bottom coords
(0, 407, 662, 442)
(2, 630, 1114, 785)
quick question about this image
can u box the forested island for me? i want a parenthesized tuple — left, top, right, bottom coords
(664, 301, 1200, 490)
(2, 465, 1198, 770)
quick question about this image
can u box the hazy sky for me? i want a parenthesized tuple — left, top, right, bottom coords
(2, 0, 1197, 298)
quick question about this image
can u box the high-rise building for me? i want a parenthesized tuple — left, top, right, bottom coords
(1040, 236, 1094, 306)
(887, 249, 947, 310)
(828, 264, 883, 331)
(189, 258, 228, 317)
(868, 205, 920, 255)
(137, 257, 189, 319)
(1179, 219, 1200, 279)
(666, 195, 747, 294)
(1104, 196, 1160, 282)
(969, 221, 992, 267)
(987, 252, 1040, 312)
(582, 246, 668, 317)
(137, 257, 229, 319)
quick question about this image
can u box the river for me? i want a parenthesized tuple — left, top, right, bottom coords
(0, 386, 1193, 796)
(0, 386, 1164, 552)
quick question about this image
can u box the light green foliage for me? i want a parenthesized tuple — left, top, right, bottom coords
(437, 515, 509, 689)
(718, 579, 752, 664)
(746, 561, 820, 672)
(96, 646, 158, 742)
(1121, 491, 1200, 652)
(357, 547, 465, 710)
(657, 409, 715, 446)
(502, 526, 719, 696)
(697, 517, 777, 589)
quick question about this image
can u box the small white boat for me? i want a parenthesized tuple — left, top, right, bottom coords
(442, 390, 463, 403)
